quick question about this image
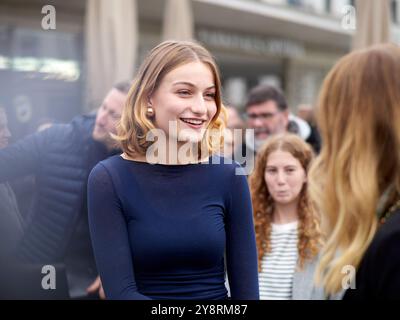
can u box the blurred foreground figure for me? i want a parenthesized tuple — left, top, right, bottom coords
(309, 43, 400, 299)
(222, 106, 245, 158)
(0, 107, 23, 261)
(0, 83, 129, 299)
(0, 108, 44, 299)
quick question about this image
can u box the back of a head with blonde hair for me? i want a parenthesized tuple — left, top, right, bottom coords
(115, 40, 226, 158)
(249, 134, 322, 271)
(309, 43, 400, 296)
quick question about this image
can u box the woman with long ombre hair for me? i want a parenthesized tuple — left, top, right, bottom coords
(249, 133, 323, 300)
(309, 43, 400, 299)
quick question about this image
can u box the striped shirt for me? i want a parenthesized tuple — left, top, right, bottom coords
(259, 221, 298, 300)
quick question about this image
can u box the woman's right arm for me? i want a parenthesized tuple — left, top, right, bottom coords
(87, 163, 151, 300)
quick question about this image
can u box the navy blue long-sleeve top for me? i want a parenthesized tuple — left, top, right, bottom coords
(88, 155, 259, 300)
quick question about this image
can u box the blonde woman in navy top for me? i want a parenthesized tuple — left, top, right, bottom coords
(87, 40, 259, 300)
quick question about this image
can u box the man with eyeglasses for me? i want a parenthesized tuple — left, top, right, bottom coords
(240, 84, 311, 174)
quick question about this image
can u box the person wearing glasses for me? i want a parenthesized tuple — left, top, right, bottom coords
(239, 85, 311, 175)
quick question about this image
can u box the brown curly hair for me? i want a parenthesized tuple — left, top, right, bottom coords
(249, 134, 323, 271)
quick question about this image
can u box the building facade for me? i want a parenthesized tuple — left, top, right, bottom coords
(0, 0, 398, 138)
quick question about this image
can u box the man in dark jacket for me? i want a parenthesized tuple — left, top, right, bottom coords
(0, 82, 130, 299)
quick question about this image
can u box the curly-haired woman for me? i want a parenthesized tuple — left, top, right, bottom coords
(249, 133, 323, 300)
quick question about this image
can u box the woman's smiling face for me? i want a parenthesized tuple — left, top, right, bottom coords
(149, 61, 218, 147)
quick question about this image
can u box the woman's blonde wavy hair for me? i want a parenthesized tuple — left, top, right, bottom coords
(309, 43, 400, 296)
(249, 134, 322, 272)
(114, 40, 226, 158)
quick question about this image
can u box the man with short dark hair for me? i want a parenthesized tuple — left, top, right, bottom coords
(0, 82, 130, 299)
(245, 85, 290, 151)
(240, 84, 311, 174)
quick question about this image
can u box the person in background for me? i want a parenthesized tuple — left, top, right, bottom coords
(0, 82, 130, 299)
(243, 85, 311, 174)
(309, 43, 400, 299)
(249, 133, 323, 300)
(296, 104, 321, 154)
(222, 106, 245, 158)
